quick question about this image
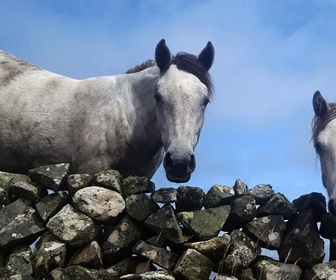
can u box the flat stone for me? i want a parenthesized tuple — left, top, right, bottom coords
(32, 232, 67, 279)
(249, 184, 274, 204)
(46, 204, 101, 247)
(28, 163, 69, 191)
(177, 205, 231, 240)
(7, 181, 47, 203)
(176, 186, 204, 212)
(173, 248, 213, 280)
(122, 176, 155, 197)
(145, 204, 185, 244)
(67, 173, 92, 195)
(125, 193, 159, 221)
(204, 185, 235, 208)
(92, 169, 122, 193)
(245, 215, 286, 249)
(253, 257, 301, 280)
(303, 260, 336, 279)
(72, 186, 125, 223)
(133, 240, 177, 269)
(257, 193, 297, 219)
(35, 191, 69, 222)
(292, 192, 326, 222)
(2, 246, 33, 277)
(69, 240, 102, 268)
(151, 188, 177, 204)
(0, 198, 45, 249)
(120, 271, 175, 280)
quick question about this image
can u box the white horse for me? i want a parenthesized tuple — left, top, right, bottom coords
(312, 90, 336, 214)
(0, 39, 214, 183)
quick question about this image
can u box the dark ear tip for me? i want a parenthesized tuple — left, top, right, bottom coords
(158, 39, 166, 46)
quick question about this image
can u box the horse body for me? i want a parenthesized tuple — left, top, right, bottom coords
(0, 40, 214, 182)
(312, 90, 336, 214)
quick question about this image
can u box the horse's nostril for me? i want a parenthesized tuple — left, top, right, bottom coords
(189, 154, 196, 171)
(163, 152, 173, 170)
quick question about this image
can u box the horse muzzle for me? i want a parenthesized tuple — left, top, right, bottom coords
(163, 152, 196, 183)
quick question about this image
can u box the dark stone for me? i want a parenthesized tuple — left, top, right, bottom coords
(319, 212, 336, 239)
(151, 187, 177, 204)
(48, 265, 98, 280)
(204, 184, 235, 208)
(175, 186, 204, 212)
(257, 193, 297, 219)
(303, 260, 336, 280)
(2, 246, 33, 278)
(122, 176, 155, 197)
(125, 193, 159, 221)
(292, 192, 326, 222)
(249, 184, 274, 204)
(69, 241, 103, 268)
(67, 173, 93, 195)
(233, 179, 249, 197)
(7, 181, 48, 203)
(92, 169, 122, 193)
(278, 209, 325, 269)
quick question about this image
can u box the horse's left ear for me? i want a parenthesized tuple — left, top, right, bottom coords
(155, 39, 171, 72)
(198, 41, 215, 71)
(313, 90, 329, 117)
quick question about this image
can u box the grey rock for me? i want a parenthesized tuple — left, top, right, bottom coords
(145, 204, 185, 244)
(28, 163, 69, 191)
(151, 187, 177, 204)
(48, 265, 98, 280)
(0, 198, 44, 249)
(253, 256, 301, 280)
(67, 173, 92, 195)
(92, 169, 122, 193)
(133, 240, 177, 269)
(120, 271, 175, 280)
(122, 176, 155, 197)
(7, 181, 47, 203)
(302, 260, 336, 280)
(223, 195, 256, 231)
(46, 204, 101, 247)
(278, 209, 325, 269)
(292, 192, 326, 222)
(2, 246, 33, 278)
(176, 186, 204, 212)
(249, 184, 274, 204)
(69, 240, 103, 268)
(177, 205, 231, 240)
(146, 234, 166, 247)
(245, 215, 286, 249)
(205, 184, 235, 208)
(257, 193, 297, 219)
(103, 257, 154, 277)
(72, 186, 125, 223)
(31, 232, 67, 279)
(233, 179, 249, 197)
(173, 248, 213, 280)
(35, 191, 69, 222)
(125, 193, 159, 221)
(214, 276, 238, 280)
(184, 235, 231, 261)
(103, 215, 143, 264)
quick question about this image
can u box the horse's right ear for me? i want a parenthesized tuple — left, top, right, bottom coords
(313, 90, 329, 117)
(155, 39, 171, 72)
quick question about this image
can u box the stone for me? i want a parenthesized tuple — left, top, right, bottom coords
(176, 186, 204, 212)
(31, 232, 67, 279)
(103, 215, 143, 265)
(92, 169, 122, 193)
(233, 179, 249, 197)
(133, 240, 177, 269)
(245, 215, 286, 249)
(120, 271, 175, 280)
(249, 184, 274, 204)
(72, 186, 125, 223)
(146, 234, 167, 247)
(125, 193, 159, 221)
(69, 240, 103, 268)
(252, 256, 301, 280)
(177, 205, 231, 240)
(223, 230, 260, 270)
(28, 163, 69, 191)
(0, 198, 45, 249)
(204, 184, 235, 208)
(257, 193, 297, 219)
(145, 204, 185, 244)
(214, 276, 238, 280)
(151, 187, 177, 204)
(278, 209, 325, 269)
(292, 192, 326, 222)
(184, 235, 231, 261)
(173, 248, 213, 280)
(46, 204, 101, 247)
(35, 191, 69, 222)
(122, 176, 155, 197)
(48, 265, 98, 280)
(320, 212, 336, 239)
(302, 260, 336, 280)
(223, 195, 256, 231)
(67, 173, 92, 195)
(7, 181, 47, 203)
(2, 246, 33, 278)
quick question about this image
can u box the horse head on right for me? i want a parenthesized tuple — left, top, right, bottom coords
(312, 90, 336, 216)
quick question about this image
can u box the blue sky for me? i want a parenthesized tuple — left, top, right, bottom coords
(1, 0, 336, 202)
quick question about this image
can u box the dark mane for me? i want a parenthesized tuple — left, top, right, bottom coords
(312, 102, 336, 142)
(172, 52, 214, 97)
(126, 59, 156, 74)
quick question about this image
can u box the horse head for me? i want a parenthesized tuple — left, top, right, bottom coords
(154, 39, 214, 183)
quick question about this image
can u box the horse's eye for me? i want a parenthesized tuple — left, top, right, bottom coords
(154, 94, 163, 103)
(203, 98, 210, 107)
(315, 142, 323, 153)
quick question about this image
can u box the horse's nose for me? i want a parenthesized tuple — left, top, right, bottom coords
(163, 152, 195, 183)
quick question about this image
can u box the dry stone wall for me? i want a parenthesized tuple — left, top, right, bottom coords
(0, 163, 336, 280)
